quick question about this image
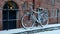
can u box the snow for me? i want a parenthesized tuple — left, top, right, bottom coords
(0, 23, 60, 34)
(34, 30, 60, 34)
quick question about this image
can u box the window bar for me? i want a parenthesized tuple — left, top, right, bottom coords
(33, 0, 35, 9)
(0, 8, 30, 11)
(51, 0, 55, 18)
(7, 8, 9, 30)
(6, 9, 8, 30)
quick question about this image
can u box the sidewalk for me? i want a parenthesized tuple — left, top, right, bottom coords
(0, 23, 60, 34)
(34, 29, 60, 34)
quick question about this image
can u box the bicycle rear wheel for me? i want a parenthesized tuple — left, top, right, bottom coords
(22, 14, 35, 28)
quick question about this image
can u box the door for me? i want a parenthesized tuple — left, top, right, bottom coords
(2, 1, 19, 30)
(3, 10, 17, 30)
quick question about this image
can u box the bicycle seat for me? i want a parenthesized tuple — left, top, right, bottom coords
(36, 7, 44, 13)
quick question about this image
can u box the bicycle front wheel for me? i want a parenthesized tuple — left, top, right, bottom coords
(40, 19, 49, 27)
(40, 14, 49, 27)
(22, 14, 35, 28)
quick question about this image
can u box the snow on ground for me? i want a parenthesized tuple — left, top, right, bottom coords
(34, 29, 60, 34)
(0, 29, 60, 34)
(0, 24, 60, 34)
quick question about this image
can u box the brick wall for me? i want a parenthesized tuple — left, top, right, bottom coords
(0, 0, 60, 30)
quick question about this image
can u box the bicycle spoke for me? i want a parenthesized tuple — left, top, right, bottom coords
(22, 14, 35, 28)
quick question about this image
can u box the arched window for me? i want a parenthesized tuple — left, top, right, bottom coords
(2, 1, 19, 30)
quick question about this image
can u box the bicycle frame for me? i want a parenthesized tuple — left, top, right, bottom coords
(21, 3, 49, 28)
(29, 6, 48, 24)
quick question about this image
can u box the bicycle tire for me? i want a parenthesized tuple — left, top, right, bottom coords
(22, 14, 35, 29)
(40, 11, 49, 27)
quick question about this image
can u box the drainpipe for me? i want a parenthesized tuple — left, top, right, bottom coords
(56, 8, 59, 23)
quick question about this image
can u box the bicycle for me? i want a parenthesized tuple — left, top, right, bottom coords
(22, 3, 49, 29)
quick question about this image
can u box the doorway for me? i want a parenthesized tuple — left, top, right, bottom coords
(2, 1, 19, 30)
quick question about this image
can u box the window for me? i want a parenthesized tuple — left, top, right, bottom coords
(2, 1, 19, 30)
